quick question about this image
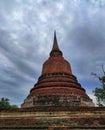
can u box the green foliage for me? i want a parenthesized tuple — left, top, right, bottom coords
(93, 87, 105, 106)
(92, 65, 105, 106)
(0, 97, 18, 109)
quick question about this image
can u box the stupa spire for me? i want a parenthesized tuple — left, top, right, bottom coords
(50, 31, 62, 56)
(52, 31, 59, 51)
(21, 32, 94, 108)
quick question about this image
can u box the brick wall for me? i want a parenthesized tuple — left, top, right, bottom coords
(0, 107, 105, 129)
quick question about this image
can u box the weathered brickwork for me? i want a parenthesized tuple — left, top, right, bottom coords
(1, 33, 104, 129)
(48, 126, 69, 130)
(0, 107, 105, 129)
(21, 32, 94, 108)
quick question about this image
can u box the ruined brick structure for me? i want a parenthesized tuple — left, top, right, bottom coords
(21, 32, 94, 108)
(1, 32, 105, 129)
(0, 107, 105, 129)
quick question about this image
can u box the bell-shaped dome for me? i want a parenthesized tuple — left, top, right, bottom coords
(42, 56, 72, 75)
(42, 32, 72, 75)
(21, 32, 94, 108)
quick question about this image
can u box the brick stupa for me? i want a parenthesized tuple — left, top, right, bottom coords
(21, 32, 94, 108)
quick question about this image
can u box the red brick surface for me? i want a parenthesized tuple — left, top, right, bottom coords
(22, 33, 94, 108)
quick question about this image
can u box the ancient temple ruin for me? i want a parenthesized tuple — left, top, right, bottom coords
(1, 32, 105, 130)
(21, 32, 94, 108)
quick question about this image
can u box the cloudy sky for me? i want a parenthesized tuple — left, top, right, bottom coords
(0, 0, 105, 107)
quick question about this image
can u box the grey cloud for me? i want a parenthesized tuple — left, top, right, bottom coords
(0, 28, 40, 106)
(60, 2, 105, 92)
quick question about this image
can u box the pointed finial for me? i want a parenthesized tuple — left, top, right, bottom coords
(50, 31, 62, 56)
(52, 31, 60, 51)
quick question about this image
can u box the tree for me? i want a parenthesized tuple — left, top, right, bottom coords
(0, 97, 18, 109)
(91, 64, 105, 106)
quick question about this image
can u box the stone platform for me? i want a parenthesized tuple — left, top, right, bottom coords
(0, 106, 105, 129)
